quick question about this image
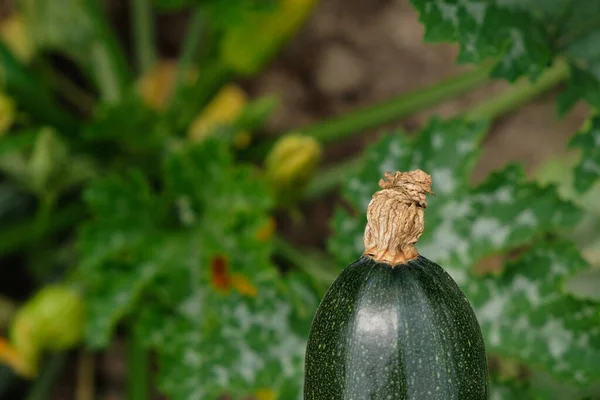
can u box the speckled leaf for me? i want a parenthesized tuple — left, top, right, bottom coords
(472, 242, 600, 385)
(329, 117, 590, 385)
(409, 0, 600, 110)
(78, 171, 164, 348)
(139, 273, 317, 400)
(409, 0, 552, 80)
(569, 115, 600, 194)
(77, 139, 315, 399)
(329, 117, 581, 279)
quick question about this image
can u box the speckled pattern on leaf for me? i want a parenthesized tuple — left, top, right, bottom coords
(329, 117, 598, 386)
(410, 0, 600, 111)
(78, 139, 318, 400)
(569, 115, 600, 194)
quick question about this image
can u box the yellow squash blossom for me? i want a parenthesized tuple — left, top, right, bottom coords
(0, 13, 34, 62)
(220, 0, 318, 76)
(187, 84, 250, 147)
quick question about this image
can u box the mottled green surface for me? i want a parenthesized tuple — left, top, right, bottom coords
(409, 0, 600, 113)
(304, 256, 488, 400)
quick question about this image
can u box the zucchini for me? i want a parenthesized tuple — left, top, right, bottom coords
(304, 170, 488, 399)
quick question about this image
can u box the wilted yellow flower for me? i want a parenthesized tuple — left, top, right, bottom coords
(188, 84, 248, 143)
(0, 13, 34, 62)
(137, 60, 198, 110)
(0, 93, 16, 135)
(265, 133, 322, 205)
(221, 0, 318, 75)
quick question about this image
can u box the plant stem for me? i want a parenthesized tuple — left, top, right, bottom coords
(248, 64, 493, 159)
(303, 65, 493, 143)
(26, 354, 65, 400)
(172, 8, 205, 101)
(273, 237, 338, 286)
(303, 157, 362, 200)
(75, 350, 94, 400)
(131, 0, 157, 74)
(0, 43, 79, 135)
(304, 61, 570, 199)
(464, 60, 570, 121)
(127, 322, 149, 400)
(0, 202, 87, 258)
(86, 0, 132, 104)
(34, 61, 96, 116)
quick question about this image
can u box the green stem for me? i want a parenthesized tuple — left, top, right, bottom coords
(86, 0, 132, 104)
(131, 0, 157, 74)
(34, 194, 56, 241)
(303, 65, 492, 143)
(248, 64, 493, 159)
(172, 8, 206, 101)
(0, 202, 87, 258)
(303, 158, 362, 200)
(127, 322, 149, 400)
(0, 43, 79, 135)
(168, 63, 233, 132)
(273, 237, 338, 287)
(26, 354, 65, 400)
(35, 62, 96, 116)
(75, 350, 94, 400)
(464, 60, 570, 121)
(304, 61, 570, 199)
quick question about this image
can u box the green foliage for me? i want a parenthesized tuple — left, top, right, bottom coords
(569, 115, 600, 194)
(78, 139, 317, 398)
(410, 0, 600, 112)
(329, 117, 598, 387)
(0, 0, 599, 399)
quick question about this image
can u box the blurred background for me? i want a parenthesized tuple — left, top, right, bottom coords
(0, 0, 599, 399)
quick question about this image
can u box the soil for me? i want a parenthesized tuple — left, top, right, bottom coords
(1, 0, 591, 398)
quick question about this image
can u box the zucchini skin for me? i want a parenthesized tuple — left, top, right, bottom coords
(304, 255, 488, 400)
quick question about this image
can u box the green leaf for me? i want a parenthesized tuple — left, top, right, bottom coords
(474, 242, 600, 385)
(83, 93, 165, 157)
(78, 172, 164, 347)
(20, 0, 130, 102)
(138, 273, 316, 400)
(329, 117, 581, 277)
(78, 139, 315, 398)
(409, 0, 553, 81)
(409, 0, 600, 110)
(569, 115, 600, 194)
(328, 117, 593, 385)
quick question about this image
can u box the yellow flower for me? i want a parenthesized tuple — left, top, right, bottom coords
(255, 388, 277, 400)
(187, 84, 248, 143)
(265, 133, 322, 205)
(137, 60, 198, 110)
(221, 0, 318, 75)
(0, 94, 16, 135)
(0, 13, 34, 62)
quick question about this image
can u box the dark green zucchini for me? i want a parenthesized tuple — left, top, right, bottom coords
(304, 170, 488, 399)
